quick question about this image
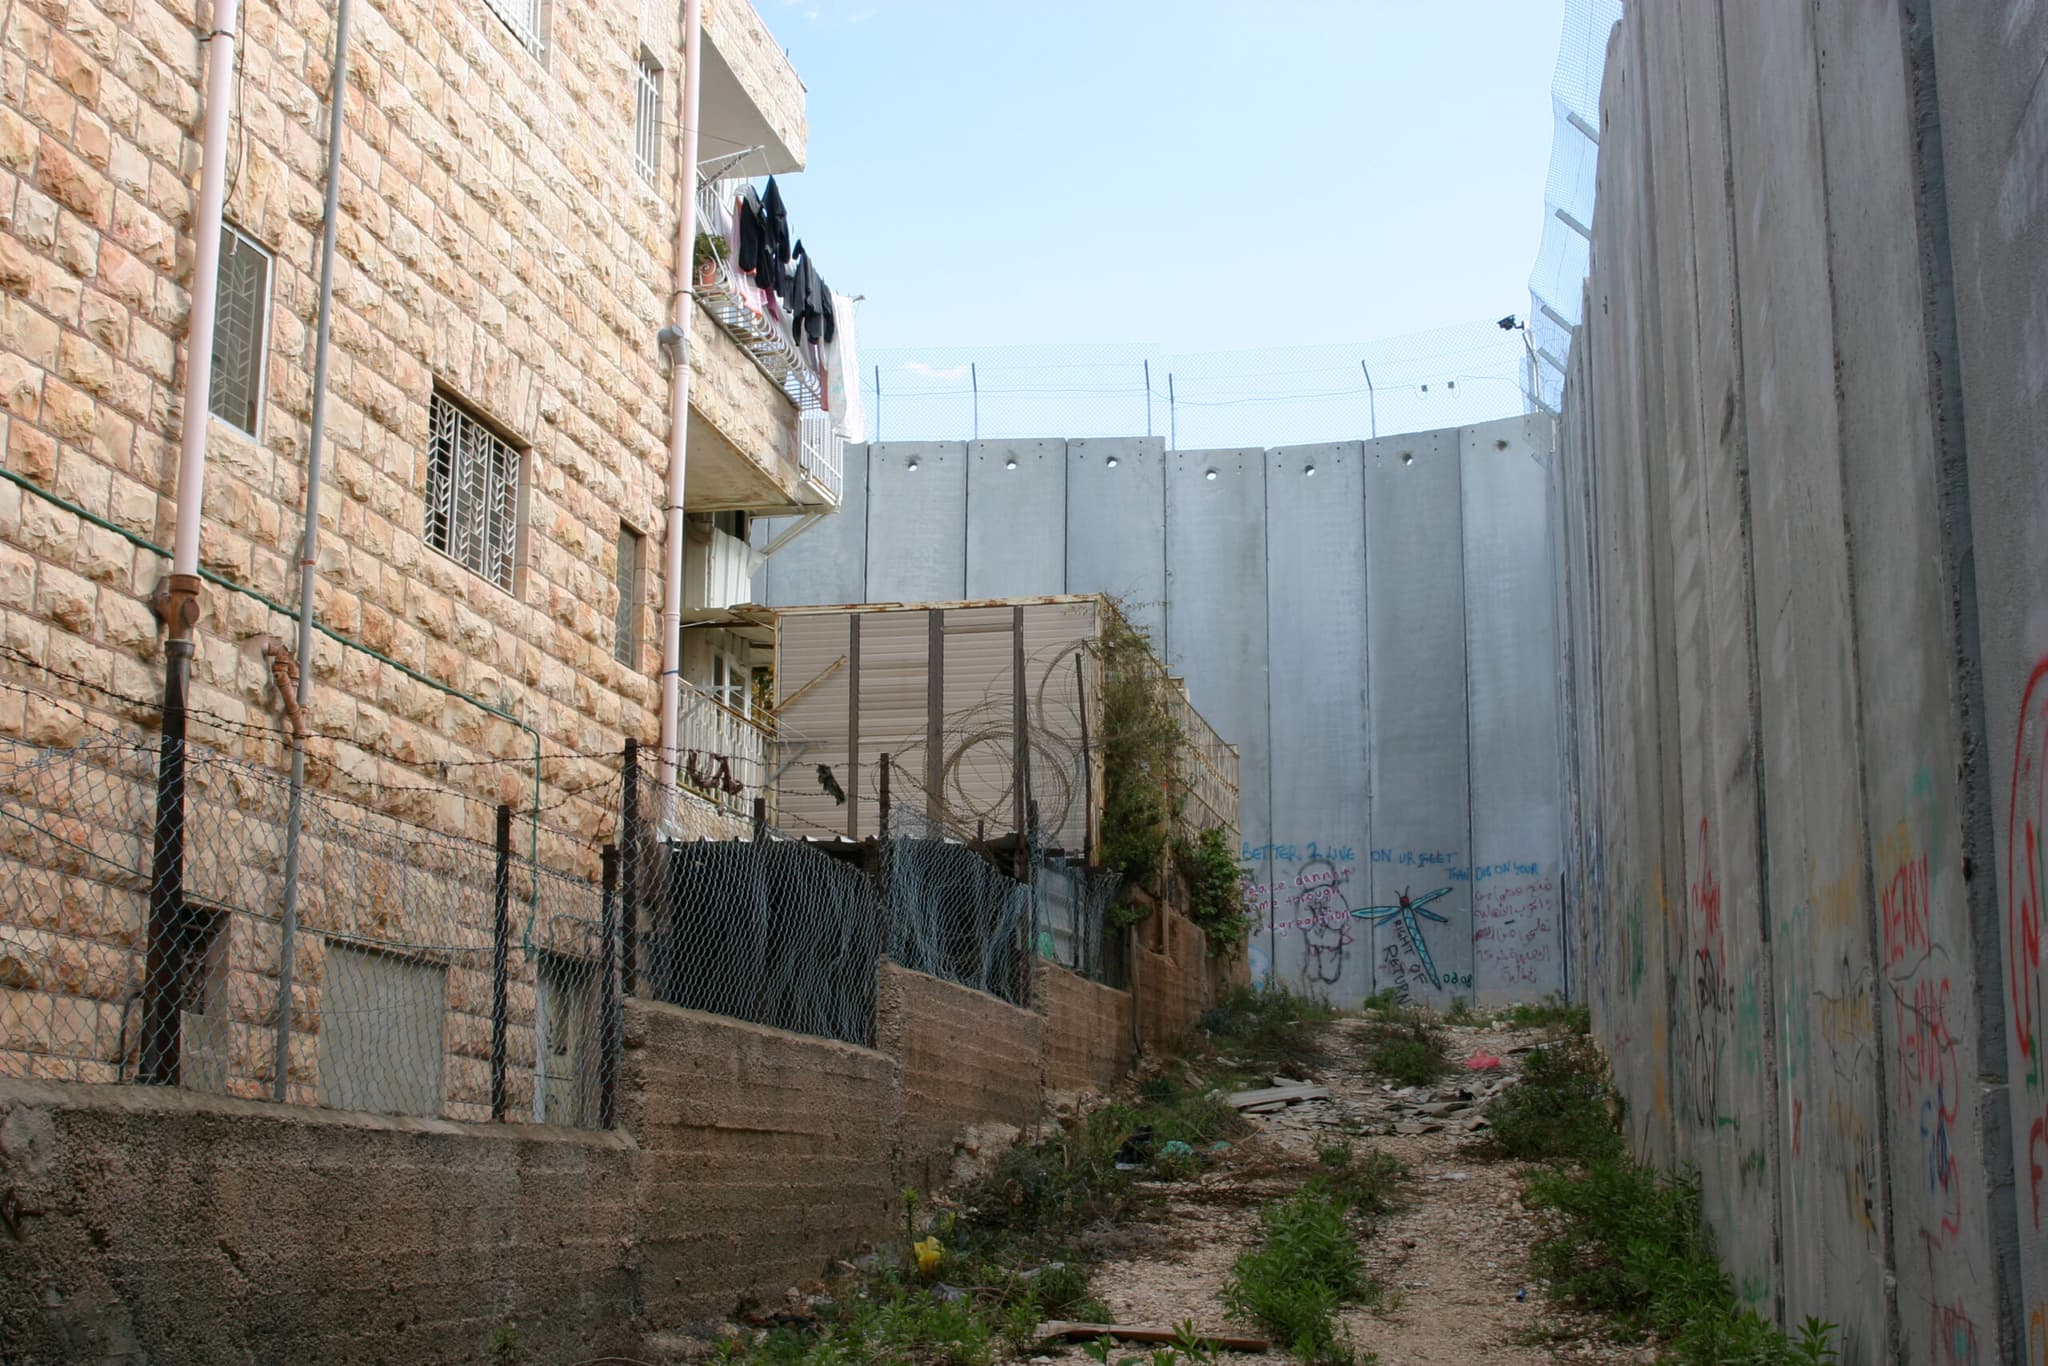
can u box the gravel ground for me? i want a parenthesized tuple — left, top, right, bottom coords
(1021, 1015, 1641, 1366)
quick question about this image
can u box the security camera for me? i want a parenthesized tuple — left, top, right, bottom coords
(1497, 314, 1522, 331)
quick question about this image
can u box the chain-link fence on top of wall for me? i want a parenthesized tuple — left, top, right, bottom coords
(860, 323, 1535, 449)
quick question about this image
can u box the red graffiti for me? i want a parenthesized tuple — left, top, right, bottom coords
(2009, 658, 2048, 1084)
(2031, 1101, 2048, 1230)
(1894, 976, 1964, 1246)
(1689, 819, 1722, 956)
(1933, 1299, 1982, 1366)
(1882, 851, 1932, 969)
(1792, 1097, 1803, 1157)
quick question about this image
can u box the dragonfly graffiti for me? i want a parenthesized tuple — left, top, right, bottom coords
(1352, 886, 1454, 989)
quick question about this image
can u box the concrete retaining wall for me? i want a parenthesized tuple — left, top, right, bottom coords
(1041, 964, 1133, 1094)
(0, 948, 1213, 1360)
(1558, 2, 2039, 1357)
(877, 961, 1046, 1190)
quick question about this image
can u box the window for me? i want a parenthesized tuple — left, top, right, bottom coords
(712, 645, 749, 717)
(484, 0, 545, 55)
(633, 47, 662, 184)
(712, 510, 750, 541)
(316, 945, 447, 1118)
(614, 524, 643, 666)
(535, 956, 597, 1126)
(207, 225, 270, 437)
(426, 390, 523, 591)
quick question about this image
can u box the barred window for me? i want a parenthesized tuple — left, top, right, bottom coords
(614, 524, 643, 666)
(633, 48, 662, 184)
(426, 391, 523, 592)
(484, 0, 545, 55)
(207, 226, 270, 437)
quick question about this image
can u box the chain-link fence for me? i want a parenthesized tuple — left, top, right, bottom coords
(0, 651, 1134, 1122)
(0, 716, 620, 1128)
(625, 772, 886, 1047)
(862, 326, 1533, 449)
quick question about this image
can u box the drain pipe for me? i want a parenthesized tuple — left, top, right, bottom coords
(270, 0, 351, 1102)
(139, 0, 241, 1086)
(655, 0, 704, 810)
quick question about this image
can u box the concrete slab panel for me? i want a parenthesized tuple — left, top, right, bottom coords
(1263, 443, 1372, 1004)
(1364, 427, 1472, 1010)
(757, 445, 869, 607)
(1461, 415, 1565, 1007)
(966, 440, 1066, 600)
(1165, 449, 1272, 971)
(866, 443, 967, 604)
(1924, 0, 2048, 1348)
(1066, 439, 1167, 651)
(1812, 0, 2003, 1351)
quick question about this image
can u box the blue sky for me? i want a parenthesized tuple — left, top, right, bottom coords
(764, 1, 1569, 356)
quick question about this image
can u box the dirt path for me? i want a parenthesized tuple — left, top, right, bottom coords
(1023, 1016, 1633, 1366)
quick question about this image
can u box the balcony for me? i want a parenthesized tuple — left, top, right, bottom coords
(676, 678, 773, 815)
(683, 520, 765, 618)
(700, 0, 806, 175)
(692, 174, 845, 509)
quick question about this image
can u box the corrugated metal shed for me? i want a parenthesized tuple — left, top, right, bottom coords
(772, 596, 1231, 854)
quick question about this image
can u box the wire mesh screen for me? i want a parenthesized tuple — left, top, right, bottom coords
(627, 775, 885, 1046)
(882, 806, 1033, 1008)
(1028, 850, 1124, 989)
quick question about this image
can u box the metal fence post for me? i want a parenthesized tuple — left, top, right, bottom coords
(491, 803, 511, 1121)
(877, 752, 891, 837)
(621, 739, 640, 996)
(599, 843, 620, 1129)
(137, 646, 192, 1085)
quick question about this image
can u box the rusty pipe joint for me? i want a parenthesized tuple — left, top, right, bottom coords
(152, 572, 203, 642)
(262, 638, 307, 739)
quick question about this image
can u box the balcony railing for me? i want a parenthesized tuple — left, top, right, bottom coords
(694, 174, 844, 505)
(676, 678, 773, 814)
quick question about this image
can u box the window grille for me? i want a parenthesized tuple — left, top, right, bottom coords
(484, 0, 545, 56)
(614, 525, 643, 666)
(634, 49, 662, 184)
(426, 391, 522, 592)
(208, 226, 270, 437)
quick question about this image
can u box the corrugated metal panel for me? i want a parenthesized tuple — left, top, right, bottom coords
(939, 606, 1017, 837)
(774, 613, 851, 839)
(854, 609, 929, 837)
(1018, 599, 1098, 853)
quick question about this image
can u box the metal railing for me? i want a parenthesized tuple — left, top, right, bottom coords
(675, 678, 772, 815)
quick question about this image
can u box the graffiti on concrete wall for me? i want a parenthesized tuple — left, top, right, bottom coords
(1351, 887, 1453, 989)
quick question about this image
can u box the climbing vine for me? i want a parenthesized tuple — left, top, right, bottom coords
(1093, 607, 1182, 927)
(1177, 826, 1250, 956)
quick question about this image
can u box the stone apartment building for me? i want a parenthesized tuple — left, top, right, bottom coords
(0, 0, 847, 836)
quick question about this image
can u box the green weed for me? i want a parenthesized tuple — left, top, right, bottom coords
(1481, 1033, 1623, 1165)
(1494, 994, 1591, 1035)
(1313, 1134, 1408, 1216)
(1223, 1182, 1377, 1364)
(1200, 984, 1336, 1080)
(1525, 1158, 1838, 1365)
(1445, 996, 1474, 1024)
(1360, 1014, 1452, 1087)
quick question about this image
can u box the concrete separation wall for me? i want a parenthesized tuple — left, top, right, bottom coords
(0, 947, 1217, 1360)
(757, 418, 1569, 1010)
(1557, 2, 2038, 1357)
